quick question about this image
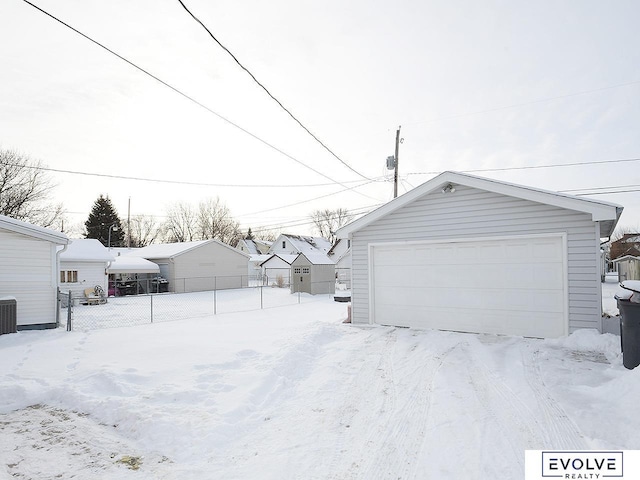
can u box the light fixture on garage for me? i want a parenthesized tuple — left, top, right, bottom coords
(442, 183, 456, 194)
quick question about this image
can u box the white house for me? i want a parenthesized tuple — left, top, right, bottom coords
(268, 234, 332, 257)
(59, 239, 114, 300)
(130, 239, 250, 293)
(336, 171, 623, 339)
(237, 238, 272, 255)
(0, 214, 68, 331)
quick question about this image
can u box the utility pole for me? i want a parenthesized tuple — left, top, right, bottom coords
(393, 125, 401, 198)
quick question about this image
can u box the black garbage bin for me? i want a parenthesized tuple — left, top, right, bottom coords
(617, 297, 640, 370)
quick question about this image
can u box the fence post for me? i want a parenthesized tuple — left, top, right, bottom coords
(260, 284, 263, 309)
(66, 291, 72, 331)
(150, 294, 154, 323)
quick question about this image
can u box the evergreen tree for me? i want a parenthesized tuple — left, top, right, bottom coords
(246, 228, 254, 240)
(84, 195, 125, 247)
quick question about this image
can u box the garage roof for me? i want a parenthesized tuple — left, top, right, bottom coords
(337, 171, 623, 239)
(0, 214, 68, 245)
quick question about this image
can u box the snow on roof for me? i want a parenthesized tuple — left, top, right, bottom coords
(0, 214, 68, 245)
(128, 240, 212, 259)
(59, 239, 114, 262)
(249, 254, 271, 263)
(107, 255, 160, 274)
(282, 234, 332, 254)
(241, 239, 261, 255)
(296, 253, 335, 265)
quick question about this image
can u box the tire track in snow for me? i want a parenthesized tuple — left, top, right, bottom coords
(340, 333, 461, 480)
(519, 343, 586, 450)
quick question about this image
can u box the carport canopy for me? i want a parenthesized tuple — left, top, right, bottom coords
(107, 256, 160, 274)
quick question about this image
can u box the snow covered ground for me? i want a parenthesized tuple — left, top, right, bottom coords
(1, 278, 638, 479)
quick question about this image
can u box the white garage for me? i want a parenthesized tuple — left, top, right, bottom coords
(337, 171, 622, 338)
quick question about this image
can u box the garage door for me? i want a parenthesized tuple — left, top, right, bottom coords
(371, 235, 567, 338)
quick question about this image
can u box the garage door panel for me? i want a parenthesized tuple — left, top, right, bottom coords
(371, 236, 566, 338)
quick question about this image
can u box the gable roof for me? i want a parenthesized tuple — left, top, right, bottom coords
(294, 252, 335, 265)
(336, 171, 623, 238)
(260, 254, 298, 266)
(273, 234, 333, 255)
(239, 238, 272, 255)
(129, 239, 248, 260)
(0, 214, 68, 245)
(59, 239, 114, 262)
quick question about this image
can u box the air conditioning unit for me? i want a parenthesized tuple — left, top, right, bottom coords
(0, 297, 17, 335)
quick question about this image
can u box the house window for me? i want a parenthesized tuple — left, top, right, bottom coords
(282, 241, 286, 249)
(294, 267, 301, 274)
(347, 239, 351, 248)
(302, 267, 310, 274)
(60, 270, 78, 283)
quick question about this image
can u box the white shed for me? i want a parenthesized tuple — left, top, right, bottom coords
(291, 253, 336, 295)
(0, 215, 68, 330)
(613, 255, 640, 282)
(59, 239, 114, 300)
(336, 171, 623, 338)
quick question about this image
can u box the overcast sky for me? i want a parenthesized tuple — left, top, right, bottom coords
(1, 0, 639, 237)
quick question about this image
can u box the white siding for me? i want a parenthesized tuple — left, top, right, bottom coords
(350, 185, 601, 333)
(171, 242, 248, 292)
(0, 230, 58, 327)
(59, 261, 109, 299)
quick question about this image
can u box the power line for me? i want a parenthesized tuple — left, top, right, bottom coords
(574, 189, 640, 196)
(7, 161, 370, 188)
(176, 0, 372, 181)
(561, 184, 640, 193)
(20, 0, 369, 193)
(407, 157, 640, 176)
(239, 179, 380, 218)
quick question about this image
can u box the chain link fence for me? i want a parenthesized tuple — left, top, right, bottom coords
(58, 275, 341, 332)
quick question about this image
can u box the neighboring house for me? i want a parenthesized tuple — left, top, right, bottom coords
(237, 238, 272, 255)
(291, 253, 336, 295)
(0, 214, 68, 331)
(261, 254, 297, 286)
(59, 239, 114, 300)
(610, 234, 640, 261)
(130, 239, 250, 293)
(328, 238, 352, 287)
(613, 255, 640, 282)
(268, 234, 332, 257)
(336, 171, 623, 339)
(236, 240, 273, 283)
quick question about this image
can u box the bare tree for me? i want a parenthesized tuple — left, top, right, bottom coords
(129, 214, 163, 247)
(0, 148, 65, 228)
(163, 202, 198, 242)
(310, 208, 353, 243)
(197, 197, 242, 246)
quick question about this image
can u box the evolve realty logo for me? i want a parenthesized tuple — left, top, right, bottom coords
(541, 451, 623, 479)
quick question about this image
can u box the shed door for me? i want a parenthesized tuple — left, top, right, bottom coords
(371, 235, 567, 338)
